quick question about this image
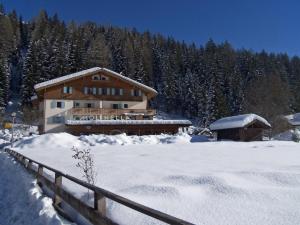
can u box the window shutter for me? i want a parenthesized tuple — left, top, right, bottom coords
(51, 101, 56, 108)
(107, 88, 110, 95)
(61, 102, 65, 108)
(138, 90, 142, 96)
(120, 89, 123, 96)
(131, 89, 134, 96)
(111, 88, 115, 95)
(63, 87, 67, 93)
(69, 87, 72, 94)
(98, 88, 102, 95)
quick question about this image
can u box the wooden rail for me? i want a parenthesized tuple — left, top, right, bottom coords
(4, 148, 194, 225)
(67, 108, 156, 117)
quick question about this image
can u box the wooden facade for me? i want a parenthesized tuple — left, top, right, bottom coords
(36, 70, 153, 101)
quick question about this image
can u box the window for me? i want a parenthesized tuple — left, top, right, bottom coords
(131, 89, 142, 97)
(83, 87, 98, 95)
(111, 88, 116, 95)
(112, 104, 118, 109)
(53, 116, 64, 124)
(92, 87, 97, 95)
(92, 75, 100, 80)
(84, 87, 89, 95)
(51, 101, 64, 109)
(63, 86, 72, 94)
(124, 103, 128, 109)
(56, 101, 64, 108)
(115, 88, 123, 96)
(74, 102, 80, 108)
(86, 103, 94, 108)
(102, 88, 110, 95)
(101, 75, 108, 80)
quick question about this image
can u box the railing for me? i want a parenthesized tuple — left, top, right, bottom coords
(67, 108, 156, 117)
(4, 148, 194, 225)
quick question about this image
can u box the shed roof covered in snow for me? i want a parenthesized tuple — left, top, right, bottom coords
(285, 113, 300, 126)
(34, 67, 158, 97)
(209, 114, 271, 131)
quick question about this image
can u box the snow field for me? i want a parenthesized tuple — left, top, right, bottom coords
(11, 132, 300, 225)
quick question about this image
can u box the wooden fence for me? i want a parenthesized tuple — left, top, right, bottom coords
(4, 148, 194, 225)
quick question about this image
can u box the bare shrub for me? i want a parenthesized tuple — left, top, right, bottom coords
(72, 146, 97, 199)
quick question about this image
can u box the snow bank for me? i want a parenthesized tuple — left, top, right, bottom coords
(273, 130, 295, 141)
(79, 132, 192, 146)
(11, 133, 300, 225)
(210, 113, 271, 130)
(13, 132, 192, 150)
(0, 152, 67, 225)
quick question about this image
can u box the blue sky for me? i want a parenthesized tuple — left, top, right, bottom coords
(1, 0, 299, 56)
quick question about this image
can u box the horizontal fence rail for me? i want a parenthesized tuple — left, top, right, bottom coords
(4, 148, 194, 225)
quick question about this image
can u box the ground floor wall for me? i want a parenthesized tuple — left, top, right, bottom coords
(65, 124, 189, 136)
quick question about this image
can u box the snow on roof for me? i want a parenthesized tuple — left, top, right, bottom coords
(285, 113, 300, 126)
(209, 114, 271, 131)
(34, 67, 100, 90)
(66, 119, 192, 126)
(34, 67, 157, 96)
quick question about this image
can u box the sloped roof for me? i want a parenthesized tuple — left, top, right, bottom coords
(285, 113, 300, 126)
(34, 67, 157, 97)
(209, 114, 271, 131)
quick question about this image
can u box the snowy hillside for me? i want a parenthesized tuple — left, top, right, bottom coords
(9, 133, 300, 225)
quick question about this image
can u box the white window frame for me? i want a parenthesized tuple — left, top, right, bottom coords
(63, 86, 72, 94)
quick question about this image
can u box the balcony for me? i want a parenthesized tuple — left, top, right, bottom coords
(66, 108, 156, 120)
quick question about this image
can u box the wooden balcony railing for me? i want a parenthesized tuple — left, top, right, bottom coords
(67, 108, 156, 117)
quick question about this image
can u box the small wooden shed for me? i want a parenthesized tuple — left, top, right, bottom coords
(209, 114, 271, 141)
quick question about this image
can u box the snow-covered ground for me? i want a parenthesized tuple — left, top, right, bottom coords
(0, 149, 70, 225)
(8, 132, 300, 225)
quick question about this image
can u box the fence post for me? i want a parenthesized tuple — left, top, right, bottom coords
(54, 172, 63, 206)
(94, 191, 106, 216)
(37, 165, 43, 183)
(22, 157, 27, 166)
(27, 160, 32, 170)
